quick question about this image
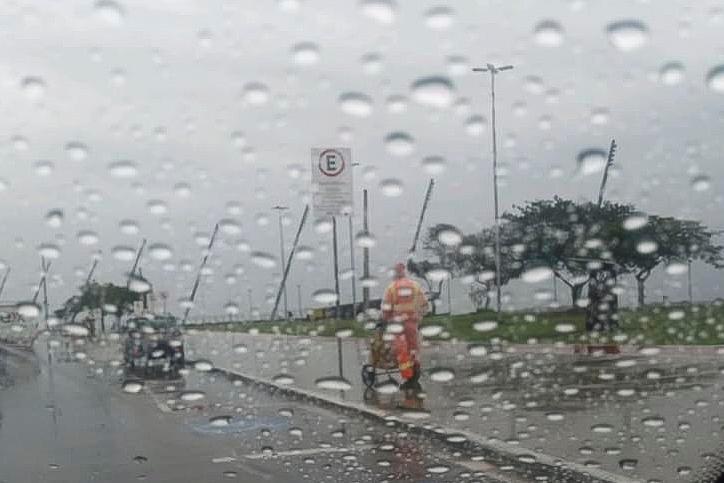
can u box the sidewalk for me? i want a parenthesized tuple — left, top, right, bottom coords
(184, 331, 724, 483)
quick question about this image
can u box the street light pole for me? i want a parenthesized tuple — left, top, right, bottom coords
(247, 288, 253, 321)
(472, 63, 513, 314)
(272, 205, 290, 319)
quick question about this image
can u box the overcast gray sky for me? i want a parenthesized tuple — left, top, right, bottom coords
(0, 0, 723, 317)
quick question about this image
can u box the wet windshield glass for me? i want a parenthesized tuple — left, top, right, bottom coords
(1, 1, 724, 482)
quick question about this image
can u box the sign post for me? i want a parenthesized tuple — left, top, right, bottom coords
(312, 148, 353, 319)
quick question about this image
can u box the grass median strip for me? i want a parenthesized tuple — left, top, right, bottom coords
(188, 302, 724, 346)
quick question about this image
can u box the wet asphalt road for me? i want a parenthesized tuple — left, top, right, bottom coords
(0, 341, 534, 483)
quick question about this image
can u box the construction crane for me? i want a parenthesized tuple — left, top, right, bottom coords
(597, 139, 617, 207)
(409, 178, 436, 257)
(0, 267, 10, 300)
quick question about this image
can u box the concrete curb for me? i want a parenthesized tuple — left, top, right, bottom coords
(212, 364, 641, 483)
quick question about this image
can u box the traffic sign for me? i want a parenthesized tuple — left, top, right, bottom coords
(311, 147, 353, 217)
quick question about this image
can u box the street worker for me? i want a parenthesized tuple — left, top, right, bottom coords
(382, 262, 429, 387)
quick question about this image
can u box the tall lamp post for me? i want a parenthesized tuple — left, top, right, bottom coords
(472, 63, 513, 314)
(272, 205, 290, 319)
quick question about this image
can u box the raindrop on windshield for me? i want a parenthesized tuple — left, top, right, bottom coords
(424, 6, 454, 30)
(465, 115, 486, 136)
(65, 141, 88, 161)
(292, 42, 320, 66)
(251, 251, 277, 269)
(243, 82, 270, 105)
(37, 243, 61, 259)
(636, 240, 658, 254)
(312, 289, 338, 304)
(34, 160, 54, 176)
(436, 227, 462, 246)
(659, 62, 685, 86)
(94, 0, 125, 26)
(706, 65, 724, 93)
(384, 132, 415, 156)
(379, 178, 404, 197)
(17, 302, 41, 318)
(576, 149, 607, 176)
(691, 174, 711, 192)
(521, 266, 553, 283)
(45, 210, 64, 228)
(122, 381, 143, 394)
(77, 230, 99, 245)
(360, 0, 396, 24)
(108, 160, 138, 178)
(623, 214, 647, 230)
(473, 320, 498, 332)
(355, 231, 377, 248)
(128, 276, 151, 293)
(339, 92, 373, 117)
(179, 390, 206, 402)
(606, 20, 648, 52)
(21, 76, 46, 102)
(429, 367, 455, 382)
(314, 376, 352, 391)
(533, 20, 564, 46)
(410, 76, 455, 108)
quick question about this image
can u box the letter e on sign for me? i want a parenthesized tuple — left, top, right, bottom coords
(318, 149, 345, 177)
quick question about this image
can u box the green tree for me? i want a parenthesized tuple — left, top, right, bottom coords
(503, 197, 636, 305)
(614, 216, 723, 306)
(58, 282, 140, 334)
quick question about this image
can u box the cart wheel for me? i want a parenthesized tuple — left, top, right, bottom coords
(361, 364, 376, 389)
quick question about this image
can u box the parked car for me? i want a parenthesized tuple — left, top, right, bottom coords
(123, 315, 184, 378)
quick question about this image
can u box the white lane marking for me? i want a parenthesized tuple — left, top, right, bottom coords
(143, 386, 173, 413)
(243, 444, 375, 460)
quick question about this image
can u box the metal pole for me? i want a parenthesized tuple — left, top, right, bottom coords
(447, 278, 453, 314)
(348, 214, 357, 318)
(687, 259, 693, 304)
(270, 205, 310, 321)
(362, 190, 370, 313)
(409, 179, 435, 255)
(41, 258, 49, 326)
(297, 284, 303, 318)
(183, 223, 219, 324)
(597, 139, 618, 207)
(127, 238, 147, 287)
(473, 63, 513, 314)
(0, 267, 10, 300)
(490, 69, 502, 314)
(247, 288, 253, 321)
(273, 205, 290, 319)
(332, 216, 341, 318)
(553, 276, 558, 303)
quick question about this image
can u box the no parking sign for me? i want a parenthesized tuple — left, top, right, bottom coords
(311, 147, 353, 217)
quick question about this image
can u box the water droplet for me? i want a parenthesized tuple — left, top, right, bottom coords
(34, 160, 54, 176)
(355, 231, 377, 248)
(619, 459, 638, 471)
(108, 160, 138, 178)
(410, 76, 455, 108)
(379, 178, 404, 197)
(37, 243, 61, 259)
(243, 82, 269, 105)
(146, 200, 168, 215)
(232, 344, 248, 354)
(606, 20, 648, 52)
(361, 52, 383, 75)
(17, 302, 41, 318)
(21, 77, 46, 102)
(534, 20, 564, 46)
(424, 6, 453, 30)
(63, 324, 89, 336)
(384, 132, 415, 156)
(94, 0, 125, 26)
(642, 416, 665, 427)
(706, 65, 724, 93)
(427, 464, 450, 474)
(360, 0, 396, 24)
(194, 360, 214, 372)
(636, 240, 658, 255)
(250, 251, 276, 269)
(294, 246, 314, 260)
(77, 230, 99, 245)
(179, 390, 206, 402)
(430, 367, 455, 382)
(665, 262, 688, 275)
(128, 276, 151, 293)
(523, 76, 544, 95)
(546, 412, 565, 421)
(219, 219, 242, 235)
(292, 42, 320, 66)
(339, 92, 373, 117)
(691, 174, 711, 192)
(521, 266, 553, 283)
(314, 376, 352, 391)
(659, 62, 685, 85)
(591, 423, 614, 433)
(419, 325, 443, 337)
(375, 380, 399, 394)
(465, 115, 486, 136)
(173, 182, 191, 198)
(273, 374, 295, 385)
(473, 320, 498, 332)
(623, 214, 647, 230)
(554, 323, 576, 333)
(437, 227, 462, 246)
(118, 220, 139, 236)
(386, 95, 407, 114)
(210, 416, 231, 427)
(576, 149, 607, 176)
(45, 210, 64, 228)
(312, 289, 338, 304)
(65, 141, 88, 161)
(122, 380, 143, 394)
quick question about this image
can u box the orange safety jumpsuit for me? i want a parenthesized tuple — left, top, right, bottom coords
(382, 275, 429, 379)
